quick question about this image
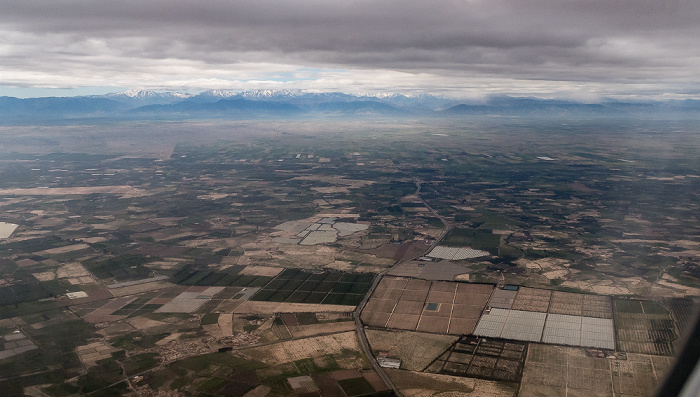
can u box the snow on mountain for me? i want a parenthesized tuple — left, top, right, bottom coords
(236, 89, 303, 99)
(99, 90, 192, 105)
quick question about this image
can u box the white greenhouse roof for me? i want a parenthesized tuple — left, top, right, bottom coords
(474, 308, 615, 349)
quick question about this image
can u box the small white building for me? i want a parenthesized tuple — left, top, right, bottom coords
(377, 357, 401, 369)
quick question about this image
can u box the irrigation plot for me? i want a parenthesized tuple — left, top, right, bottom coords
(250, 269, 374, 306)
(427, 336, 527, 383)
(519, 344, 672, 397)
(473, 308, 615, 349)
(614, 299, 677, 356)
(361, 276, 493, 335)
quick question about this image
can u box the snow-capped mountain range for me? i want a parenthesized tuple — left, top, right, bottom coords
(1, 89, 699, 123)
(98, 89, 457, 107)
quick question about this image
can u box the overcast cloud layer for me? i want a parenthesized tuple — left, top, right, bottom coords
(1, 0, 699, 100)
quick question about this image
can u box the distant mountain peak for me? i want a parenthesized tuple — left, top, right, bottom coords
(195, 89, 236, 98)
(107, 89, 190, 99)
(237, 89, 303, 98)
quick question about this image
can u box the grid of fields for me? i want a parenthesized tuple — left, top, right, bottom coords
(666, 297, 696, 336)
(361, 276, 493, 335)
(429, 336, 527, 383)
(510, 287, 551, 312)
(250, 269, 374, 306)
(427, 246, 490, 260)
(474, 308, 615, 349)
(474, 308, 547, 342)
(494, 287, 614, 319)
(519, 343, 672, 397)
(614, 299, 677, 356)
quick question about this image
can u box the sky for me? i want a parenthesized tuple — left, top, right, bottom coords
(1, 0, 699, 100)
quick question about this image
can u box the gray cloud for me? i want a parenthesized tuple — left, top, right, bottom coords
(1, 0, 699, 99)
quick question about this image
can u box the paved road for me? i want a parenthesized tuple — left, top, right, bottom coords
(353, 266, 399, 395)
(413, 179, 453, 256)
(353, 179, 453, 396)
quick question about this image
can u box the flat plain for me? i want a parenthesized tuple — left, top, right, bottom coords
(0, 118, 698, 396)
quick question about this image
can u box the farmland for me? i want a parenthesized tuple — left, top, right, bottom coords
(0, 118, 698, 396)
(250, 269, 374, 306)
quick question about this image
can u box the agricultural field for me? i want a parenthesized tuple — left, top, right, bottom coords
(386, 368, 519, 397)
(519, 344, 672, 397)
(272, 312, 355, 339)
(361, 276, 493, 335)
(250, 268, 374, 306)
(365, 329, 457, 371)
(614, 299, 678, 356)
(0, 118, 699, 396)
(427, 336, 527, 384)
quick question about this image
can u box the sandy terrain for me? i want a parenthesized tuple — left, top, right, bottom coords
(242, 331, 359, 364)
(126, 317, 168, 330)
(386, 369, 516, 397)
(237, 240, 393, 272)
(288, 322, 356, 339)
(366, 330, 456, 371)
(56, 262, 91, 278)
(145, 261, 184, 270)
(0, 222, 19, 238)
(217, 313, 234, 337)
(32, 271, 55, 281)
(110, 281, 174, 297)
(239, 265, 283, 277)
(542, 269, 569, 280)
(77, 237, 108, 243)
(36, 243, 90, 255)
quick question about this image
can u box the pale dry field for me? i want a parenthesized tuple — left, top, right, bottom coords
(0, 222, 19, 238)
(234, 301, 356, 314)
(239, 265, 283, 277)
(32, 271, 55, 281)
(217, 313, 234, 337)
(35, 243, 91, 255)
(288, 322, 355, 338)
(241, 331, 360, 365)
(77, 237, 108, 243)
(76, 341, 120, 366)
(109, 281, 173, 297)
(237, 240, 393, 272)
(56, 263, 91, 278)
(386, 369, 517, 397)
(365, 329, 457, 371)
(126, 316, 167, 330)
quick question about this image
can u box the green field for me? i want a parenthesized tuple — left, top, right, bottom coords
(442, 228, 501, 254)
(250, 269, 372, 306)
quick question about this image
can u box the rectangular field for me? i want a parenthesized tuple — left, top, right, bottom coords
(474, 308, 615, 349)
(430, 336, 528, 383)
(614, 299, 677, 356)
(360, 276, 493, 335)
(249, 269, 373, 306)
(519, 344, 672, 397)
(510, 287, 551, 313)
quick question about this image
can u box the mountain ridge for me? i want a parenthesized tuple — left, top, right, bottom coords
(1, 90, 699, 123)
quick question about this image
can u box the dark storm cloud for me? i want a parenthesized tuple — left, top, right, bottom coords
(1, 0, 699, 98)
